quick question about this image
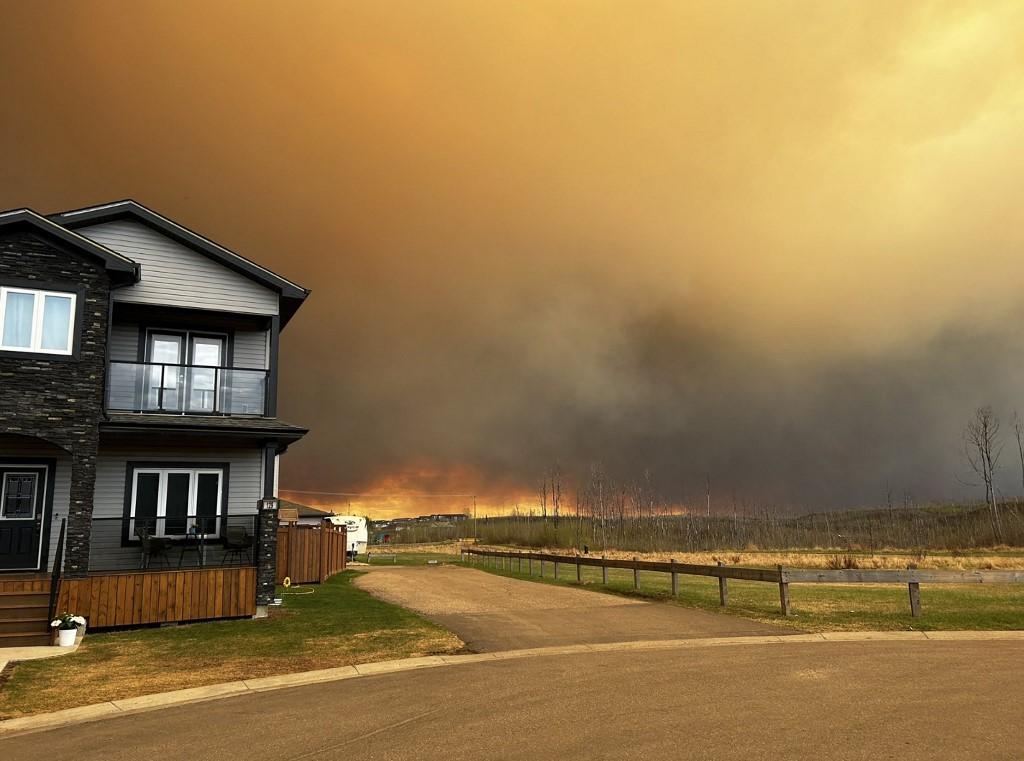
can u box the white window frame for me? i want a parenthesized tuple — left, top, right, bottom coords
(0, 472, 38, 520)
(0, 286, 77, 355)
(129, 468, 224, 538)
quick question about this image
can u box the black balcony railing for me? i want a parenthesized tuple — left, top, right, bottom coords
(107, 361, 268, 416)
(88, 515, 258, 571)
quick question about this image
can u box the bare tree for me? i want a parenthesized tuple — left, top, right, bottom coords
(1014, 411, 1024, 492)
(963, 406, 1003, 540)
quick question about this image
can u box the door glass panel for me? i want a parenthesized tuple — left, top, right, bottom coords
(164, 472, 191, 536)
(147, 335, 183, 411)
(188, 337, 223, 413)
(133, 472, 160, 536)
(191, 337, 223, 367)
(195, 473, 221, 534)
(2, 291, 35, 348)
(1, 474, 37, 519)
(40, 295, 73, 351)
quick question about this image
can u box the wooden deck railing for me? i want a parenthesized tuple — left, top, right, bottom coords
(463, 548, 1024, 617)
(57, 566, 257, 628)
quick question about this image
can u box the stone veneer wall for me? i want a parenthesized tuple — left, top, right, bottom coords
(256, 497, 280, 610)
(0, 231, 111, 576)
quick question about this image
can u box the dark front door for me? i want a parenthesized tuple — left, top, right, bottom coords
(0, 465, 48, 570)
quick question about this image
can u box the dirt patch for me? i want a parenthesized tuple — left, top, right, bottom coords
(354, 565, 789, 651)
(355, 564, 646, 616)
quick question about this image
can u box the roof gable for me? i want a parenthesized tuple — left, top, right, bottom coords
(50, 200, 309, 326)
(0, 208, 139, 283)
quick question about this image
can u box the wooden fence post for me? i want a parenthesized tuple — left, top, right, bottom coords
(554, 561, 560, 580)
(319, 520, 331, 583)
(777, 565, 791, 616)
(528, 556, 533, 575)
(908, 563, 922, 617)
(576, 559, 582, 583)
(277, 526, 289, 584)
(540, 559, 544, 577)
(601, 557, 608, 585)
(633, 557, 640, 590)
(670, 559, 679, 596)
(718, 560, 729, 606)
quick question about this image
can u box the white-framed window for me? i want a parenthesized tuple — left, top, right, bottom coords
(0, 286, 76, 355)
(129, 468, 223, 538)
(0, 472, 38, 519)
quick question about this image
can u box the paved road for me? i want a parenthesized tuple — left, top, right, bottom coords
(4, 640, 1022, 760)
(353, 565, 787, 650)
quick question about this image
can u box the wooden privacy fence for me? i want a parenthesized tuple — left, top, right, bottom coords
(276, 521, 348, 584)
(463, 548, 1024, 617)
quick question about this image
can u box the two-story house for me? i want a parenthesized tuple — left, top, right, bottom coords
(0, 200, 308, 646)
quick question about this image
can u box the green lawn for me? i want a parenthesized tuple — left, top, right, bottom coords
(462, 556, 1024, 632)
(0, 571, 462, 720)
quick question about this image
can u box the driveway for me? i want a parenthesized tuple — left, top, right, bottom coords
(4, 640, 1021, 760)
(353, 564, 788, 651)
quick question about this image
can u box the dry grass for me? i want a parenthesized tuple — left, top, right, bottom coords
(376, 541, 468, 556)
(474, 545, 1024, 571)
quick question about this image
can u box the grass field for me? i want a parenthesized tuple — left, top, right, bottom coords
(458, 554, 1024, 633)
(0, 571, 462, 720)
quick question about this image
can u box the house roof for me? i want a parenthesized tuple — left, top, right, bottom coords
(278, 499, 336, 519)
(49, 200, 310, 327)
(101, 412, 308, 443)
(0, 208, 140, 284)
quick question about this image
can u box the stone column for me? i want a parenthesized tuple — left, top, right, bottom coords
(254, 497, 280, 617)
(63, 450, 98, 577)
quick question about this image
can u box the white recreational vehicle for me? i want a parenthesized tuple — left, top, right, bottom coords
(326, 515, 369, 558)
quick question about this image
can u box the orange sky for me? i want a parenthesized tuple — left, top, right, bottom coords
(2, 2, 1024, 516)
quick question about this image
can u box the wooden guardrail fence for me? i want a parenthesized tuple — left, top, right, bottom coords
(462, 548, 1024, 617)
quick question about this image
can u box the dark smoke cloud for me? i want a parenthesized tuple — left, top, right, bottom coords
(2, 2, 1024, 515)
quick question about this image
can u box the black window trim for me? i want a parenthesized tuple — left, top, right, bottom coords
(120, 461, 231, 547)
(0, 277, 86, 361)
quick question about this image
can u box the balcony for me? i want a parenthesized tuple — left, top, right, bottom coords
(107, 361, 268, 416)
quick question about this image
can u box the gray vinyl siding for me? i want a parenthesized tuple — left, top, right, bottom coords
(46, 458, 70, 572)
(109, 322, 140, 361)
(77, 220, 279, 316)
(0, 440, 70, 573)
(90, 445, 265, 571)
(233, 330, 268, 369)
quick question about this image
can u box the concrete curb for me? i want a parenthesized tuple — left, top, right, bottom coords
(2, 630, 1023, 737)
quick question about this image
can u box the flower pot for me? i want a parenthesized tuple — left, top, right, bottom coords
(57, 628, 77, 647)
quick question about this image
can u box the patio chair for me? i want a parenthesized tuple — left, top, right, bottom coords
(177, 525, 205, 568)
(222, 525, 253, 565)
(135, 525, 170, 569)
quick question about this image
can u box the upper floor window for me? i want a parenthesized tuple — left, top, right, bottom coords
(0, 286, 76, 355)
